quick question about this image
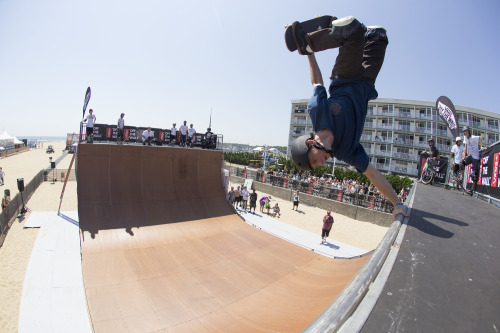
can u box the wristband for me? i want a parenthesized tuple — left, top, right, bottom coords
(394, 202, 404, 208)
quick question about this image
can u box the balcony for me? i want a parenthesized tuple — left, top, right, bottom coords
(290, 118, 312, 125)
(376, 163, 390, 171)
(394, 111, 412, 119)
(375, 123, 393, 129)
(360, 134, 372, 141)
(374, 149, 392, 157)
(392, 152, 418, 161)
(290, 130, 307, 136)
(417, 114, 432, 121)
(393, 139, 413, 147)
(395, 125, 411, 131)
(415, 141, 428, 148)
(374, 136, 393, 143)
(435, 129, 448, 136)
(364, 122, 374, 128)
(437, 144, 451, 152)
(488, 125, 499, 132)
(487, 139, 499, 145)
(415, 127, 432, 134)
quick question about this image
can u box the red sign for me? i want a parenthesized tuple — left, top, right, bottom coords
(336, 190, 343, 202)
(492, 153, 499, 188)
(368, 196, 375, 209)
(261, 173, 265, 183)
(159, 131, 165, 141)
(283, 178, 288, 188)
(307, 183, 313, 194)
(106, 127, 112, 139)
(477, 158, 483, 185)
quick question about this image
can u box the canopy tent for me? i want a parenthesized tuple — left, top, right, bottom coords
(0, 129, 24, 147)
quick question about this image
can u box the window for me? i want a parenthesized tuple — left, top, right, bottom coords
(382, 104, 394, 111)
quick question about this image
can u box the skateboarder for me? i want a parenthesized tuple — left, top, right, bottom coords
(288, 15, 407, 220)
(117, 113, 125, 144)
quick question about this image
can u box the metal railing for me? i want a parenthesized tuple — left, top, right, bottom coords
(228, 167, 395, 213)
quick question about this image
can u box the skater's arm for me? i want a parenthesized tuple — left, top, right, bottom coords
(363, 163, 408, 221)
(479, 136, 483, 150)
(307, 54, 323, 87)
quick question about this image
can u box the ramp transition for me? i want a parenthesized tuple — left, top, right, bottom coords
(76, 143, 368, 332)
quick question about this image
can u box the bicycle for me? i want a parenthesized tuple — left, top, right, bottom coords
(420, 158, 434, 185)
(452, 166, 472, 196)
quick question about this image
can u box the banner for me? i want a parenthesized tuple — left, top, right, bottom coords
(436, 96, 460, 139)
(417, 154, 449, 183)
(466, 142, 500, 199)
(92, 124, 212, 147)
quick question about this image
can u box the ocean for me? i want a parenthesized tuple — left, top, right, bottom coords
(17, 136, 66, 142)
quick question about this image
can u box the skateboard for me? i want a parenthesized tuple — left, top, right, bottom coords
(284, 15, 335, 52)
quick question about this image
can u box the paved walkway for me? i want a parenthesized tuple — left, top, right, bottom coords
(361, 184, 500, 333)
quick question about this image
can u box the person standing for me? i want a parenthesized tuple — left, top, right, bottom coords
(117, 113, 125, 144)
(233, 186, 241, 208)
(451, 136, 464, 189)
(321, 210, 334, 244)
(142, 126, 154, 146)
(83, 109, 96, 143)
(228, 186, 235, 206)
(179, 121, 188, 147)
(241, 186, 249, 210)
(0, 167, 5, 185)
(461, 126, 483, 195)
(187, 124, 196, 148)
(249, 189, 258, 213)
(170, 123, 177, 146)
(292, 190, 299, 210)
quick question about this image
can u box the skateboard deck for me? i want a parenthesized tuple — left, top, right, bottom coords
(285, 15, 334, 52)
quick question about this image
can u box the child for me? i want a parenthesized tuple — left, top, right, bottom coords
(265, 197, 271, 215)
(272, 203, 281, 218)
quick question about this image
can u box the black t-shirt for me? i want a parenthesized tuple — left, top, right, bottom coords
(250, 192, 257, 202)
(430, 145, 439, 158)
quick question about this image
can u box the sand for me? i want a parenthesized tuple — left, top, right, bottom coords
(0, 144, 387, 332)
(229, 182, 388, 251)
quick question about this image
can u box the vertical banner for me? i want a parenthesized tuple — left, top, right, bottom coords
(436, 96, 460, 138)
(283, 178, 288, 188)
(307, 183, 314, 194)
(368, 196, 375, 209)
(492, 153, 499, 188)
(336, 190, 343, 202)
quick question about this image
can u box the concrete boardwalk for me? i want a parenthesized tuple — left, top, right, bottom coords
(362, 184, 500, 333)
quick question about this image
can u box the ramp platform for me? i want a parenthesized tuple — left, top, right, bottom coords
(77, 144, 368, 332)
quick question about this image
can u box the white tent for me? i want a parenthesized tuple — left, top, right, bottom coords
(0, 130, 24, 147)
(253, 147, 264, 152)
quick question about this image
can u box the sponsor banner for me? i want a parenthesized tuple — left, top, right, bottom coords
(92, 124, 207, 147)
(417, 155, 449, 183)
(283, 178, 288, 189)
(436, 96, 460, 138)
(467, 142, 500, 199)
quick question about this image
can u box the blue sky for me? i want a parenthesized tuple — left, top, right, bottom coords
(0, 0, 498, 145)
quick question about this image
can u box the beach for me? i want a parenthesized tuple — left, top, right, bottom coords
(0, 143, 387, 332)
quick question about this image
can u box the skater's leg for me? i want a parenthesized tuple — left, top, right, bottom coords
(361, 26, 389, 85)
(326, 17, 367, 80)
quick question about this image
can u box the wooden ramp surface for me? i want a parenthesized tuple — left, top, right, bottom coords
(77, 144, 368, 333)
